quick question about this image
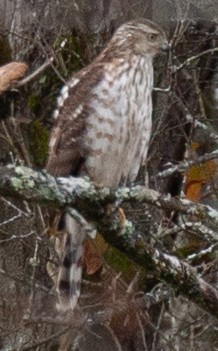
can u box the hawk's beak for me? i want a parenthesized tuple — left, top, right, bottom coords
(161, 41, 170, 52)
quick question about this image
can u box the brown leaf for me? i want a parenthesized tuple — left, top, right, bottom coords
(185, 143, 217, 202)
(0, 62, 28, 93)
(83, 234, 108, 275)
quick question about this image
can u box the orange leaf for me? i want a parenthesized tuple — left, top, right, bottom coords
(83, 234, 108, 275)
(184, 180, 203, 202)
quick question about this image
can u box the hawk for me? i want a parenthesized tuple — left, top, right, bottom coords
(46, 18, 168, 311)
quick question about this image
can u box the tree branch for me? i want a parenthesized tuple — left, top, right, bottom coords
(0, 165, 217, 229)
(173, 47, 218, 72)
(0, 165, 218, 319)
(17, 58, 54, 87)
(156, 149, 218, 178)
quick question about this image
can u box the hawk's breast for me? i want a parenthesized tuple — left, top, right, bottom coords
(83, 56, 153, 187)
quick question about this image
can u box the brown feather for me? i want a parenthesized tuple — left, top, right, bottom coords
(46, 65, 105, 176)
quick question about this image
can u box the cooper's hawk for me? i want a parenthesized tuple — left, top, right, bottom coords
(46, 18, 168, 311)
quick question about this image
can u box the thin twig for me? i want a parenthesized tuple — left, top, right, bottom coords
(151, 303, 166, 351)
(156, 150, 218, 178)
(21, 327, 69, 350)
(27, 215, 46, 314)
(173, 47, 218, 72)
(187, 243, 218, 262)
(0, 267, 53, 294)
(17, 58, 54, 87)
(136, 312, 149, 351)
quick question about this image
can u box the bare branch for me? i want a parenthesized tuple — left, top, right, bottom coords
(21, 327, 69, 350)
(173, 47, 218, 72)
(0, 230, 36, 244)
(24, 288, 171, 328)
(17, 58, 54, 87)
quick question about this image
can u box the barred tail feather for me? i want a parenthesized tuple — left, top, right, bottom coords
(56, 214, 85, 311)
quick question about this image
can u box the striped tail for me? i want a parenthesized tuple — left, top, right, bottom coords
(56, 214, 85, 311)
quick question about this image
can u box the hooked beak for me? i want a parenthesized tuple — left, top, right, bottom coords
(161, 41, 170, 52)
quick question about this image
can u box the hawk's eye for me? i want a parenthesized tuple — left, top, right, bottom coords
(149, 33, 157, 41)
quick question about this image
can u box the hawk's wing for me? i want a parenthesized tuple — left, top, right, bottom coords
(46, 64, 104, 176)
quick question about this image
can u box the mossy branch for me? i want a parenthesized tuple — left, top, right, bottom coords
(0, 165, 218, 319)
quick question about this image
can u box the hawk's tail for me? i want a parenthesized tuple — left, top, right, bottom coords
(56, 215, 85, 311)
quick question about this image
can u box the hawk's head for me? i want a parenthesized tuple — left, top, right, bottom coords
(111, 18, 169, 57)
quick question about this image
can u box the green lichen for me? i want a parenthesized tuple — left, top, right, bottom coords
(29, 119, 49, 167)
(11, 175, 35, 190)
(10, 177, 24, 190)
(105, 246, 145, 284)
(27, 95, 40, 113)
(0, 37, 12, 65)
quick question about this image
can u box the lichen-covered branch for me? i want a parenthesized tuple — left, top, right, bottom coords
(0, 165, 217, 229)
(156, 149, 218, 178)
(0, 165, 218, 319)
